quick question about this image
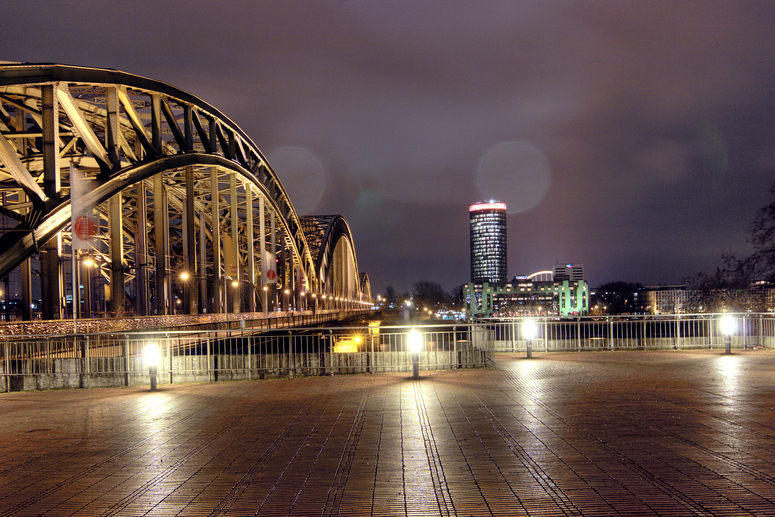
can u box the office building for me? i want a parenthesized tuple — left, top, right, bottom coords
(553, 263, 584, 282)
(470, 201, 508, 284)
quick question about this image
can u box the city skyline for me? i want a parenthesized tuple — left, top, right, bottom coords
(4, 1, 775, 294)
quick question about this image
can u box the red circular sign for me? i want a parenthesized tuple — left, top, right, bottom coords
(74, 215, 97, 241)
(266, 269, 277, 281)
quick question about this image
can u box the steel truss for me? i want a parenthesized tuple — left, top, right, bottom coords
(0, 63, 368, 319)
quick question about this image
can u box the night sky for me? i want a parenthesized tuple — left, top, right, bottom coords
(4, 1, 775, 294)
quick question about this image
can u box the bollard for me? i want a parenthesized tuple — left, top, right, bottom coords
(145, 343, 160, 391)
(408, 329, 422, 379)
(523, 319, 537, 359)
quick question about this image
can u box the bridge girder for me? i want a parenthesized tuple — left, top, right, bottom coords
(0, 63, 368, 318)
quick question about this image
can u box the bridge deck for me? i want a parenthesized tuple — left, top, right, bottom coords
(0, 349, 774, 516)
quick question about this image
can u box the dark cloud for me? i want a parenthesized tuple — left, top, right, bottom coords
(5, 0, 775, 292)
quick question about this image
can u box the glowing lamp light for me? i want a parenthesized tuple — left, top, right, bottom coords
(144, 343, 160, 368)
(180, 272, 189, 281)
(408, 328, 422, 354)
(523, 319, 537, 341)
(720, 315, 736, 336)
(232, 280, 239, 288)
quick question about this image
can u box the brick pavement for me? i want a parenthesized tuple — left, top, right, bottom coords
(1, 349, 774, 516)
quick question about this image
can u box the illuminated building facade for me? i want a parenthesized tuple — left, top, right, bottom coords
(553, 263, 584, 282)
(470, 201, 508, 285)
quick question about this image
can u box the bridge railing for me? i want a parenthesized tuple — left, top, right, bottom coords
(477, 313, 775, 353)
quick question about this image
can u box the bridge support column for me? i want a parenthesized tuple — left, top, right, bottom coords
(210, 166, 221, 314)
(109, 192, 125, 317)
(153, 173, 168, 315)
(41, 235, 62, 320)
(184, 165, 197, 315)
(229, 173, 240, 314)
(259, 196, 266, 312)
(134, 182, 149, 316)
(245, 182, 256, 312)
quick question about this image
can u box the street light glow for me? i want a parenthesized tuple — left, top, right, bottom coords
(408, 328, 422, 353)
(144, 343, 160, 368)
(523, 319, 537, 340)
(720, 315, 736, 336)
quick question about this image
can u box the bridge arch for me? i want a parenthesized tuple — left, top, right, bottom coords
(300, 215, 370, 307)
(0, 63, 368, 318)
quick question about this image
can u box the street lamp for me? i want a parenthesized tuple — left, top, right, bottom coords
(523, 318, 537, 359)
(720, 314, 735, 354)
(263, 285, 269, 316)
(408, 328, 422, 379)
(144, 342, 160, 391)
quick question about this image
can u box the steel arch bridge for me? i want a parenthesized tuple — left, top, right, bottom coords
(0, 63, 370, 319)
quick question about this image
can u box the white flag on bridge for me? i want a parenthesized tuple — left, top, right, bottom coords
(263, 250, 277, 284)
(70, 165, 97, 250)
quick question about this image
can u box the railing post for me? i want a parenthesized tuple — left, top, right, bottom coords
(248, 333, 252, 380)
(453, 326, 457, 369)
(166, 333, 172, 385)
(675, 317, 680, 349)
(609, 320, 614, 351)
(207, 334, 212, 383)
(288, 330, 293, 377)
(576, 319, 581, 351)
(124, 336, 130, 386)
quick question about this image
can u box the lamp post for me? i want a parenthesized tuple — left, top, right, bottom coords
(180, 271, 190, 315)
(145, 342, 160, 391)
(408, 328, 422, 379)
(523, 318, 537, 359)
(263, 285, 269, 317)
(720, 314, 735, 354)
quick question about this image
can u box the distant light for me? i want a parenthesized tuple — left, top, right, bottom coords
(469, 202, 507, 212)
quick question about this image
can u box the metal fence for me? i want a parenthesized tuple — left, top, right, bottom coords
(0, 323, 487, 392)
(480, 313, 775, 353)
(1, 314, 773, 392)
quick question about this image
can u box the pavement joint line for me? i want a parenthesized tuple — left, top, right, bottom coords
(320, 376, 374, 516)
(495, 363, 728, 517)
(0, 398, 209, 517)
(207, 380, 340, 516)
(413, 380, 456, 517)
(453, 368, 584, 516)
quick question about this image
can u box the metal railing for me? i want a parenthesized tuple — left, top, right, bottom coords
(0, 323, 487, 392)
(2, 314, 773, 392)
(480, 313, 775, 353)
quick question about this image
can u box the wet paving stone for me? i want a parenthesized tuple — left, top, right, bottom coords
(0, 349, 774, 515)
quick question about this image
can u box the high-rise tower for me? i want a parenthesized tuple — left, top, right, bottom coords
(469, 201, 507, 284)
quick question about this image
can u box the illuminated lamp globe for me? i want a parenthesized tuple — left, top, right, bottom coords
(408, 328, 422, 354)
(144, 343, 160, 368)
(720, 315, 736, 336)
(523, 319, 537, 341)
